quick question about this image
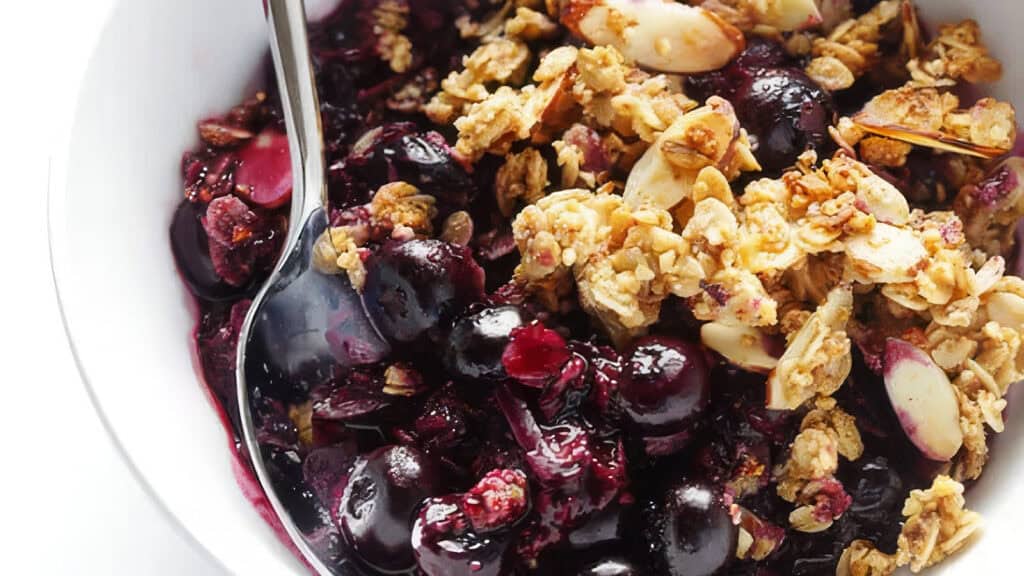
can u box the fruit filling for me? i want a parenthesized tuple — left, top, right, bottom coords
(171, 1, 1022, 574)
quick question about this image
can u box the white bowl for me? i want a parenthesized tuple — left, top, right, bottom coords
(48, 1, 1024, 574)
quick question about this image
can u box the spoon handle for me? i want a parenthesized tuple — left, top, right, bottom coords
(266, 0, 326, 254)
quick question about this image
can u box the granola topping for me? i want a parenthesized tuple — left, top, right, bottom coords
(896, 475, 982, 572)
(805, 0, 902, 90)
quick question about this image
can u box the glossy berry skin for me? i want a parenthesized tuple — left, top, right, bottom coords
(362, 239, 485, 343)
(642, 481, 737, 576)
(445, 305, 528, 381)
(733, 67, 834, 173)
(412, 496, 508, 576)
(685, 39, 834, 173)
(577, 557, 642, 576)
(619, 337, 710, 435)
(336, 445, 442, 573)
(170, 200, 244, 302)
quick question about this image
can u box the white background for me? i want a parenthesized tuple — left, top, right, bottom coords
(0, 1, 222, 574)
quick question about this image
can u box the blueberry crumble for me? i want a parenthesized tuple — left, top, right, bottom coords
(170, 1, 1023, 575)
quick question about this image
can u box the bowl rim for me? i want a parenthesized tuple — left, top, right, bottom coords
(44, 11, 230, 576)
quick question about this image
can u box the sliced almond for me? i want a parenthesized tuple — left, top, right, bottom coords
(566, 0, 745, 73)
(883, 338, 963, 461)
(851, 114, 1009, 159)
(854, 171, 909, 226)
(766, 286, 853, 410)
(623, 97, 740, 209)
(844, 223, 927, 284)
(701, 322, 781, 373)
(971, 256, 1005, 297)
(759, 0, 823, 31)
(985, 291, 1024, 328)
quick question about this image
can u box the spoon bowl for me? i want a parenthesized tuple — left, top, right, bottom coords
(235, 2, 386, 573)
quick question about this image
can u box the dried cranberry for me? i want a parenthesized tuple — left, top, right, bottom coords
(201, 195, 280, 288)
(461, 468, 530, 533)
(171, 201, 251, 301)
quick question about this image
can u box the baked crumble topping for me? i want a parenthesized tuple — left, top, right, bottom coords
(897, 475, 983, 572)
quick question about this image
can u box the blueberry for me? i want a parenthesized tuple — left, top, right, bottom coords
(362, 239, 485, 343)
(619, 336, 710, 435)
(412, 496, 509, 576)
(733, 68, 835, 173)
(642, 481, 737, 576)
(336, 445, 443, 572)
(261, 446, 324, 534)
(170, 201, 247, 301)
(444, 305, 528, 381)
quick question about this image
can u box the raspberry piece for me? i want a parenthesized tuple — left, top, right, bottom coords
(501, 323, 570, 385)
(461, 469, 530, 533)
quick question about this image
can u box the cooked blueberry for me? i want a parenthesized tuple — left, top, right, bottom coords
(336, 445, 443, 572)
(303, 444, 357, 509)
(412, 496, 509, 576)
(362, 239, 485, 343)
(445, 305, 528, 381)
(329, 123, 476, 209)
(844, 456, 904, 524)
(577, 557, 642, 576)
(170, 200, 245, 301)
(567, 501, 630, 550)
(734, 37, 789, 71)
(733, 68, 835, 173)
(642, 481, 737, 576)
(261, 446, 324, 534)
(619, 337, 709, 435)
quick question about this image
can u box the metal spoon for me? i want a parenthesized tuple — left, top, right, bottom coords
(236, 1, 387, 573)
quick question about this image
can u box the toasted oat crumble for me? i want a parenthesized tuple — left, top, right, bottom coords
(496, 148, 550, 217)
(776, 396, 861, 532)
(836, 540, 898, 576)
(896, 475, 982, 572)
(313, 226, 368, 290)
(373, 1, 414, 73)
(805, 0, 902, 90)
(908, 20, 1002, 86)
